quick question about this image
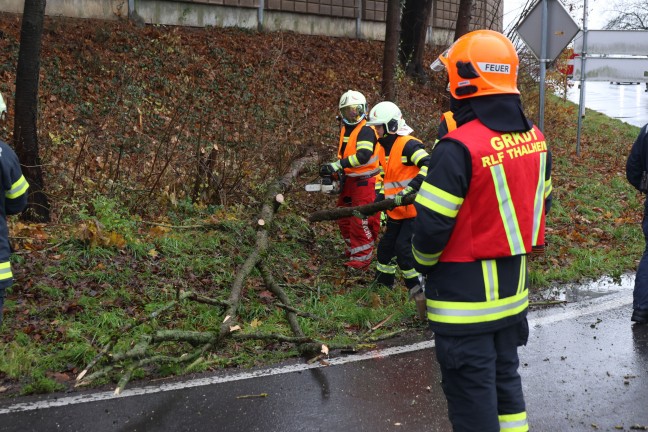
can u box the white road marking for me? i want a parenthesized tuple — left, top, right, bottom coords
(0, 286, 634, 415)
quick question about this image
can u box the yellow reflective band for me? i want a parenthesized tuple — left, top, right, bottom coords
(413, 246, 441, 266)
(356, 141, 374, 152)
(532, 153, 547, 245)
(400, 156, 408, 163)
(0, 261, 13, 280)
(384, 178, 413, 191)
(349, 155, 360, 167)
(401, 267, 420, 279)
(482, 260, 499, 301)
(491, 165, 525, 255)
(544, 177, 553, 198)
(411, 149, 429, 165)
(377, 262, 397, 274)
(499, 411, 528, 432)
(418, 165, 429, 177)
(427, 290, 528, 324)
(517, 255, 527, 294)
(415, 182, 463, 218)
(6, 175, 29, 199)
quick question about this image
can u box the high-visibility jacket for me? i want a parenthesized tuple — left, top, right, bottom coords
(0, 140, 29, 289)
(338, 120, 380, 178)
(430, 120, 549, 262)
(377, 135, 423, 220)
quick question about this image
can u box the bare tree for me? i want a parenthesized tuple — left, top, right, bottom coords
(454, 0, 474, 40)
(400, 0, 434, 81)
(381, 0, 401, 101)
(14, 0, 50, 222)
(604, 0, 648, 29)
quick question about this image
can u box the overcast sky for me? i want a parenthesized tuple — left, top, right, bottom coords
(504, 0, 611, 31)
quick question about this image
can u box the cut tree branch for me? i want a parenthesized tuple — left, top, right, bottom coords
(308, 194, 416, 223)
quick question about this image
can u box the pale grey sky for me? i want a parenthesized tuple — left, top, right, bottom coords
(504, 0, 610, 31)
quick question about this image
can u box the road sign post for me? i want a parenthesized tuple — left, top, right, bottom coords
(515, 0, 580, 131)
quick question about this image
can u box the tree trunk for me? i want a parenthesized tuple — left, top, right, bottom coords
(454, 0, 474, 41)
(381, 0, 401, 101)
(14, 0, 50, 222)
(400, 0, 433, 81)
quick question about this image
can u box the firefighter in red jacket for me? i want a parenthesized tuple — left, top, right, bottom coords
(366, 101, 430, 319)
(0, 93, 29, 328)
(321, 90, 381, 269)
(412, 30, 553, 432)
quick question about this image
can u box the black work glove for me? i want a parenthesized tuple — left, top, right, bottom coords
(319, 161, 342, 178)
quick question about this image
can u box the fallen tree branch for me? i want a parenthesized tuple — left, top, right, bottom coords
(78, 154, 318, 391)
(258, 262, 306, 338)
(308, 194, 416, 223)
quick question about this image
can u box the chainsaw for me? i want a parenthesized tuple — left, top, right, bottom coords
(305, 172, 344, 194)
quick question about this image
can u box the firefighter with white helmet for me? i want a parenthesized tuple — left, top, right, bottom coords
(320, 90, 381, 269)
(0, 92, 29, 328)
(365, 101, 430, 319)
(413, 30, 553, 431)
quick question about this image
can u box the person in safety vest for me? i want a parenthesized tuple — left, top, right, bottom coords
(0, 92, 29, 328)
(625, 123, 648, 325)
(413, 30, 553, 432)
(366, 101, 430, 320)
(320, 90, 381, 270)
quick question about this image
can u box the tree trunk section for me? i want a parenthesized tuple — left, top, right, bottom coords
(454, 0, 474, 41)
(381, 0, 401, 101)
(14, 0, 50, 222)
(400, 0, 433, 81)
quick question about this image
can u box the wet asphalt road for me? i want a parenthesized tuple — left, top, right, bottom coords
(0, 276, 647, 432)
(566, 80, 648, 128)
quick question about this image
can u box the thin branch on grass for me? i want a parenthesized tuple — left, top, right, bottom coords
(308, 194, 416, 223)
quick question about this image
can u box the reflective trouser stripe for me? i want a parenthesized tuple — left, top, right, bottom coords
(349, 242, 374, 256)
(401, 267, 419, 280)
(0, 261, 13, 281)
(377, 262, 397, 274)
(499, 411, 529, 432)
(349, 252, 373, 263)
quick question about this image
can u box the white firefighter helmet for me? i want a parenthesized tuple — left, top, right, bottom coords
(366, 101, 406, 134)
(338, 90, 367, 125)
(0, 93, 6, 121)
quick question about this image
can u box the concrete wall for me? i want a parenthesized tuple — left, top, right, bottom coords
(0, 0, 458, 44)
(3, 0, 121, 20)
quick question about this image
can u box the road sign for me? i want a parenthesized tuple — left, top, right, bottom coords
(573, 30, 648, 56)
(572, 57, 648, 82)
(515, 0, 580, 61)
